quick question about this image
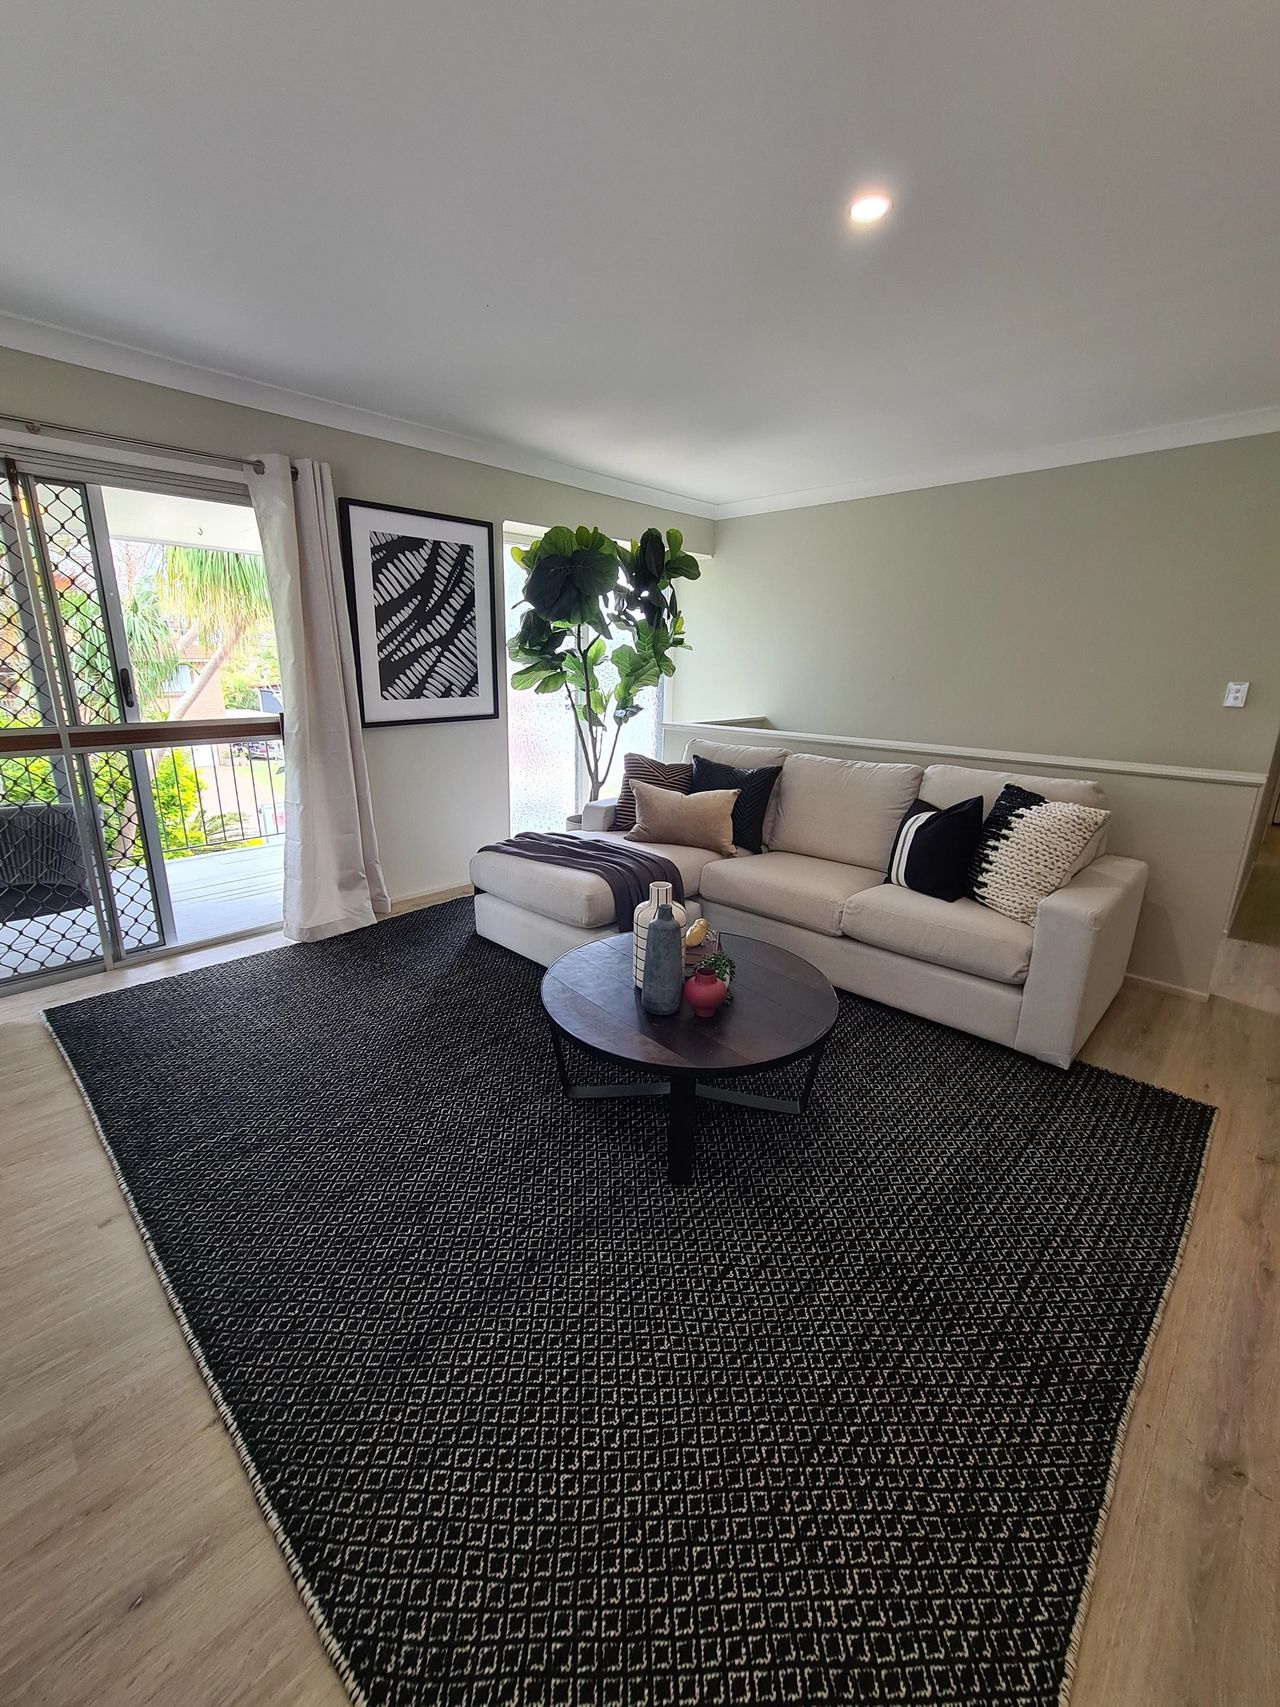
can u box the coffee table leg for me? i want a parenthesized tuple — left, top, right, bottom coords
(667, 1072, 696, 1186)
(549, 1026, 574, 1096)
(797, 1036, 829, 1113)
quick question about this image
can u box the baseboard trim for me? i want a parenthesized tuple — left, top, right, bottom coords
(388, 883, 473, 916)
(1124, 973, 1210, 1003)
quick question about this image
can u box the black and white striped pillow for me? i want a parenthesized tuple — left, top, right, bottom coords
(885, 796, 983, 902)
(612, 754, 693, 833)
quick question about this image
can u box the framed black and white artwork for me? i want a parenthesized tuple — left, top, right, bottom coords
(339, 499, 498, 726)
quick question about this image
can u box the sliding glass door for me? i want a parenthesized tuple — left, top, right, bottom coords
(0, 459, 284, 989)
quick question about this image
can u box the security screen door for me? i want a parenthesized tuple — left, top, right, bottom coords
(0, 463, 171, 985)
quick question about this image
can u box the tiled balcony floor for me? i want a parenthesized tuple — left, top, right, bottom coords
(2, 840, 283, 985)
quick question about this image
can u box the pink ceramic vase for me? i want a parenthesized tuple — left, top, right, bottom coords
(685, 971, 728, 1019)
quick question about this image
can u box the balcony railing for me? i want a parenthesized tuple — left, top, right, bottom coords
(1, 713, 285, 986)
(144, 738, 285, 858)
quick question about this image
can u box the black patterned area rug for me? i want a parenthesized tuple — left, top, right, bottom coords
(45, 899, 1213, 1707)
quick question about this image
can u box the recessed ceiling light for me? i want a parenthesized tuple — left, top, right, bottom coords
(849, 192, 892, 225)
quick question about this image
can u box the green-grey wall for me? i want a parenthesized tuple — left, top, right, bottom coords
(678, 437, 1279, 774)
(672, 437, 1280, 993)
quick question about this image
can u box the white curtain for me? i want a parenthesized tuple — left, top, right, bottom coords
(247, 455, 390, 941)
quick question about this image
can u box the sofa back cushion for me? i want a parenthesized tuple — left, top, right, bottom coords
(768, 753, 923, 871)
(683, 736, 789, 766)
(922, 763, 1110, 865)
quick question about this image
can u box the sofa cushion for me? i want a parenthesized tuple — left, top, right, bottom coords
(841, 885, 1033, 985)
(683, 736, 790, 772)
(470, 831, 722, 930)
(922, 764, 1110, 865)
(582, 832, 723, 892)
(700, 850, 882, 937)
(767, 753, 922, 870)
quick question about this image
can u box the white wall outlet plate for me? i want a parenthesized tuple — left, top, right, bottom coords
(1223, 681, 1249, 707)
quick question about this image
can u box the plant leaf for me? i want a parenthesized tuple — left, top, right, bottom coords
(511, 662, 554, 690)
(666, 552, 701, 580)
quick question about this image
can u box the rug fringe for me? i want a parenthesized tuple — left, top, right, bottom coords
(41, 1013, 370, 1707)
(1056, 1104, 1220, 1704)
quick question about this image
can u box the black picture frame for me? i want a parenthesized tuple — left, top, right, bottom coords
(339, 497, 499, 728)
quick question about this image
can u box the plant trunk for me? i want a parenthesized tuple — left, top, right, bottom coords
(573, 630, 606, 802)
(169, 633, 235, 721)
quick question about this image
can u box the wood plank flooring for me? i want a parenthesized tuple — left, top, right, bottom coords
(1230, 824, 1280, 950)
(1, 920, 1276, 1706)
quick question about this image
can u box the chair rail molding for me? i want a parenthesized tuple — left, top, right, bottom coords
(661, 719, 1268, 789)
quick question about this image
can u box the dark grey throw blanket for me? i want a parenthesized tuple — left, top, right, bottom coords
(478, 832, 684, 923)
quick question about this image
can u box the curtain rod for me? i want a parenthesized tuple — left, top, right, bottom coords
(0, 413, 266, 477)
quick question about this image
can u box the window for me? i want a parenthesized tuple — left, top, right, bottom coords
(503, 531, 663, 832)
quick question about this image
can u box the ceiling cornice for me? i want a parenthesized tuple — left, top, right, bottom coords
(712, 405, 1280, 518)
(1, 312, 1276, 524)
(0, 313, 716, 520)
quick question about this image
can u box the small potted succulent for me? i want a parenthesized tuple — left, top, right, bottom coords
(685, 950, 735, 1019)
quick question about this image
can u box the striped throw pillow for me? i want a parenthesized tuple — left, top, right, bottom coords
(885, 796, 983, 901)
(612, 755, 693, 833)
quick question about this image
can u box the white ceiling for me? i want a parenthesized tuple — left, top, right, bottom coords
(3, 0, 1278, 515)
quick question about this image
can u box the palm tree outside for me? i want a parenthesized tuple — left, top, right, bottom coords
(119, 543, 275, 720)
(111, 539, 283, 866)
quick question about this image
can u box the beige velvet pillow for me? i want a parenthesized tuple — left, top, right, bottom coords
(625, 778, 739, 857)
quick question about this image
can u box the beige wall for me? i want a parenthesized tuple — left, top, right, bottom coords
(671, 438, 1280, 994)
(0, 347, 711, 902)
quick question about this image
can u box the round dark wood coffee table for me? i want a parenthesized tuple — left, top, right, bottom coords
(540, 932, 839, 1185)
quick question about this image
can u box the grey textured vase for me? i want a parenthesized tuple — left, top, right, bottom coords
(640, 902, 684, 1016)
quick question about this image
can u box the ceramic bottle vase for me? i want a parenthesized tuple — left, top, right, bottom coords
(641, 901, 685, 1016)
(632, 881, 686, 987)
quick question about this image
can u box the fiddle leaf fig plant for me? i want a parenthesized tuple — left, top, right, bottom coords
(508, 524, 699, 802)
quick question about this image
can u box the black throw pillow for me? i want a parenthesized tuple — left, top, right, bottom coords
(884, 795, 984, 901)
(689, 755, 783, 854)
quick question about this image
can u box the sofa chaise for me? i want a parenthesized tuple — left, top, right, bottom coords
(471, 738, 1148, 1068)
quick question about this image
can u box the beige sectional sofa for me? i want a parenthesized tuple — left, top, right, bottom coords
(471, 738, 1148, 1067)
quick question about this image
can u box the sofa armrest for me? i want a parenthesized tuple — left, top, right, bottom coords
(1014, 855, 1148, 1068)
(580, 796, 618, 831)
